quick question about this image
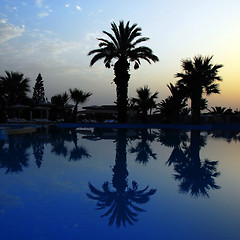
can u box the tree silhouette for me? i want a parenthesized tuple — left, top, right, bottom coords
(32, 73, 45, 104)
(51, 92, 69, 121)
(131, 86, 158, 122)
(175, 55, 223, 124)
(155, 83, 189, 122)
(88, 21, 159, 123)
(0, 71, 30, 106)
(87, 129, 156, 226)
(69, 88, 92, 122)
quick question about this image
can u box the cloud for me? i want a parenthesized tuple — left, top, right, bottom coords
(35, 0, 44, 8)
(37, 12, 49, 18)
(0, 19, 25, 44)
(76, 5, 82, 11)
(65, 4, 70, 8)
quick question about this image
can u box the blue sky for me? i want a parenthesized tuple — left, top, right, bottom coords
(0, 0, 240, 109)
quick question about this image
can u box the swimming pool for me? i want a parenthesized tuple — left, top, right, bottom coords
(0, 125, 240, 239)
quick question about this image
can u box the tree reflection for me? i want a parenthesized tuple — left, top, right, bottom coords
(69, 129, 91, 161)
(0, 135, 30, 173)
(87, 129, 156, 227)
(158, 129, 220, 197)
(129, 129, 157, 164)
(174, 131, 220, 197)
(49, 128, 91, 161)
(32, 137, 44, 168)
(209, 129, 240, 143)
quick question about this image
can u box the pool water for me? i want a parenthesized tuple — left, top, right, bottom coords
(0, 126, 240, 240)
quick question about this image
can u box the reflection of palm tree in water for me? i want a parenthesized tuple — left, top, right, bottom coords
(129, 129, 157, 164)
(87, 129, 156, 227)
(69, 129, 91, 161)
(0, 136, 30, 173)
(174, 130, 220, 197)
(158, 129, 220, 197)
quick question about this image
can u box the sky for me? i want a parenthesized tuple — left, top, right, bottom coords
(0, 0, 240, 110)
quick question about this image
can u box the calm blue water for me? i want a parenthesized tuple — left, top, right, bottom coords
(0, 126, 240, 240)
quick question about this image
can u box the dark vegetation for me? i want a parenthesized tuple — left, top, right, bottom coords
(0, 21, 239, 124)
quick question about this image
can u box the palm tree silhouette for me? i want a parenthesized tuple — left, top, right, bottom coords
(175, 55, 223, 124)
(69, 88, 92, 122)
(208, 106, 227, 115)
(88, 21, 159, 123)
(87, 129, 156, 226)
(0, 71, 30, 106)
(51, 92, 69, 121)
(131, 86, 158, 122)
(155, 83, 189, 122)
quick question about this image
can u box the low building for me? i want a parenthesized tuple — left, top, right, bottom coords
(78, 105, 137, 122)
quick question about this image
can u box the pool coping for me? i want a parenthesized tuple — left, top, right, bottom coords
(57, 123, 240, 130)
(1, 122, 240, 130)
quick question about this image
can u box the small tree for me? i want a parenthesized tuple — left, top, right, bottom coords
(32, 73, 45, 104)
(131, 86, 158, 122)
(69, 88, 92, 122)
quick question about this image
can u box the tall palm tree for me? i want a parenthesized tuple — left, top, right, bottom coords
(69, 88, 92, 122)
(88, 21, 159, 123)
(0, 71, 30, 106)
(175, 55, 223, 124)
(131, 86, 158, 122)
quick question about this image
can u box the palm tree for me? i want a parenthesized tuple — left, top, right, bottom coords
(155, 83, 189, 122)
(88, 21, 159, 123)
(69, 88, 92, 122)
(51, 92, 69, 121)
(0, 71, 30, 106)
(131, 86, 158, 122)
(175, 55, 223, 124)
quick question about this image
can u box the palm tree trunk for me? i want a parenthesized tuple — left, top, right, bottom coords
(72, 104, 78, 122)
(114, 59, 130, 123)
(191, 93, 201, 124)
